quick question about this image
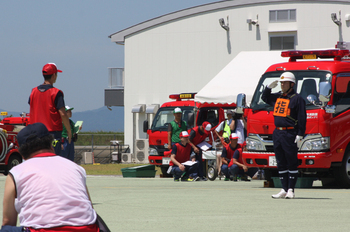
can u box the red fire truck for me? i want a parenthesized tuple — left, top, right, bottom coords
(237, 47, 350, 187)
(0, 113, 29, 175)
(144, 93, 235, 176)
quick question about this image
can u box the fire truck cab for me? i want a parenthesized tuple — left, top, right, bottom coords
(0, 113, 29, 175)
(144, 93, 236, 176)
(237, 47, 350, 187)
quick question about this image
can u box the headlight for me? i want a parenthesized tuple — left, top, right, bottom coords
(300, 137, 330, 151)
(148, 148, 158, 156)
(246, 138, 264, 151)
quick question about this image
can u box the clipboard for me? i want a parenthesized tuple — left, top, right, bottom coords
(75, 121, 83, 133)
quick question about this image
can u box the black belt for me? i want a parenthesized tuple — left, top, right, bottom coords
(276, 127, 294, 130)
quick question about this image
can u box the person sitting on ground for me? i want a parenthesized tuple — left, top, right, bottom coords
(221, 133, 257, 181)
(1, 123, 99, 232)
(170, 131, 199, 182)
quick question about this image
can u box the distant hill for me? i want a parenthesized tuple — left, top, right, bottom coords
(72, 106, 124, 132)
(0, 106, 124, 132)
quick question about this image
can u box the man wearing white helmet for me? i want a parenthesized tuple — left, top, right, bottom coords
(262, 72, 306, 199)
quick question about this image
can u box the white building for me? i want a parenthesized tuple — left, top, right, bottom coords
(106, 0, 350, 156)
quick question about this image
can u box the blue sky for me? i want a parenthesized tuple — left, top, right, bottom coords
(0, 0, 218, 113)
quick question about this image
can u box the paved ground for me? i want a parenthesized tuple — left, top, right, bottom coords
(1, 175, 350, 231)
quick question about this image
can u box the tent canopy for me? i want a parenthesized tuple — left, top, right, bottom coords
(194, 51, 288, 105)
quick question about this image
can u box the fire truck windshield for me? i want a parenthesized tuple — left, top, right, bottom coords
(250, 71, 332, 111)
(151, 107, 194, 131)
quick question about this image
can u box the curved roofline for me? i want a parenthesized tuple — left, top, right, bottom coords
(109, 0, 350, 44)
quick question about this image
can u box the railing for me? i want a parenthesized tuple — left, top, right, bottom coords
(74, 133, 128, 164)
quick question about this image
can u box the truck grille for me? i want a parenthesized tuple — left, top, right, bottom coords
(265, 145, 274, 152)
(259, 134, 273, 141)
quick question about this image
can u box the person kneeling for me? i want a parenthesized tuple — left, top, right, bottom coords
(2, 123, 99, 232)
(221, 133, 257, 181)
(170, 131, 199, 182)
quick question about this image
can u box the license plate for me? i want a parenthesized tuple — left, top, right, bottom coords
(162, 157, 170, 165)
(269, 156, 277, 167)
(303, 54, 316, 59)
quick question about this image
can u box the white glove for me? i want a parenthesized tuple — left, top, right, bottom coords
(267, 80, 278, 89)
(294, 135, 303, 143)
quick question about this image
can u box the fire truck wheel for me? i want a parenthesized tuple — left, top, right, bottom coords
(160, 166, 172, 177)
(4, 154, 22, 175)
(207, 165, 218, 181)
(335, 150, 350, 188)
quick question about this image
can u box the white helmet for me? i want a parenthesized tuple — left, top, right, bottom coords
(279, 72, 295, 83)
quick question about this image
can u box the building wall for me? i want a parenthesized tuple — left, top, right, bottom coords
(123, 1, 350, 153)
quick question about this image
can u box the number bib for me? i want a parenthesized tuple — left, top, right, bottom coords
(273, 98, 290, 117)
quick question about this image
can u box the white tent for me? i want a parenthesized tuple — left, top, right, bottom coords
(195, 51, 288, 104)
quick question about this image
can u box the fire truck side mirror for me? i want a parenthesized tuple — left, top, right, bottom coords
(143, 120, 149, 133)
(187, 112, 194, 128)
(307, 94, 318, 105)
(236, 93, 246, 114)
(319, 82, 331, 104)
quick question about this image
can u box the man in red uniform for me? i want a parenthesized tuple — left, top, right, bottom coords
(189, 121, 212, 181)
(170, 131, 198, 181)
(28, 63, 71, 156)
(221, 133, 257, 181)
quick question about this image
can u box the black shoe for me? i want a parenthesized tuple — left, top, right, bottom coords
(201, 177, 208, 181)
(241, 176, 251, 182)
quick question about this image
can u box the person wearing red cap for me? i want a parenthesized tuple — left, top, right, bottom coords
(188, 121, 212, 181)
(221, 133, 256, 181)
(28, 63, 72, 156)
(169, 131, 198, 181)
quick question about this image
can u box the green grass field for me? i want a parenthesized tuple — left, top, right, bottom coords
(81, 163, 162, 176)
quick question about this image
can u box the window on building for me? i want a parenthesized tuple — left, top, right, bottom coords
(270, 35, 295, 50)
(269, 9, 296, 22)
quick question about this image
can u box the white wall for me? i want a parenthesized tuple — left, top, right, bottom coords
(123, 1, 350, 153)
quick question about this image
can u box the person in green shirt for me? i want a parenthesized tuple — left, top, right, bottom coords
(61, 106, 82, 161)
(167, 107, 187, 149)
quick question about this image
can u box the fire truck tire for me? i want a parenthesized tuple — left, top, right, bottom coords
(207, 165, 218, 181)
(4, 154, 22, 176)
(0, 130, 8, 161)
(160, 166, 172, 177)
(334, 150, 350, 188)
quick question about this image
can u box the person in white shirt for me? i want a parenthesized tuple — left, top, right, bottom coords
(2, 123, 99, 232)
(232, 112, 247, 145)
(214, 110, 235, 144)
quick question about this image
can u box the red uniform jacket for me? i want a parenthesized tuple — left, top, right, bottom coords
(29, 87, 63, 132)
(169, 142, 192, 166)
(190, 126, 208, 145)
(223, 143, 242, 168)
